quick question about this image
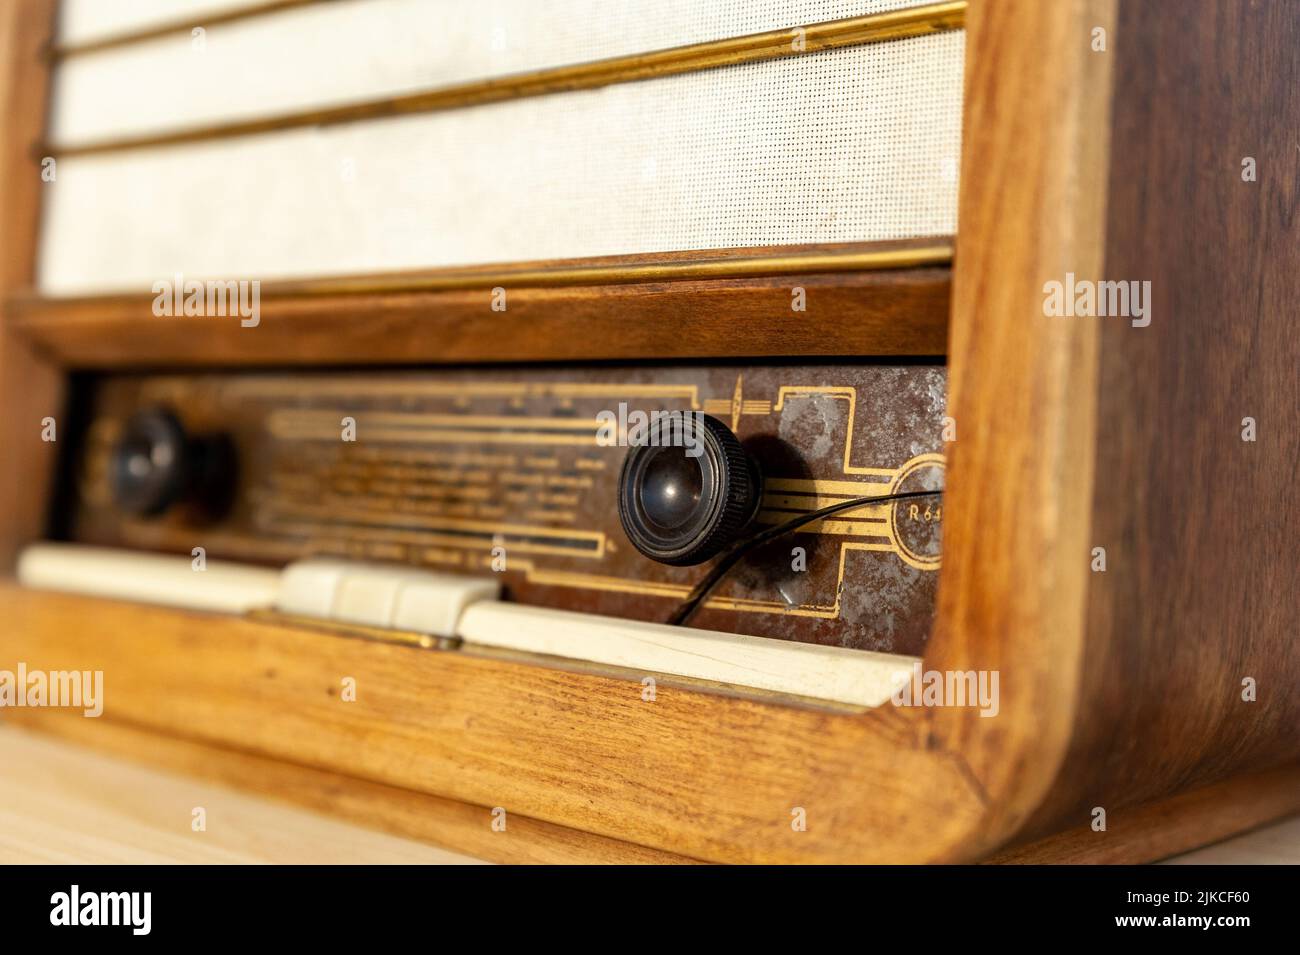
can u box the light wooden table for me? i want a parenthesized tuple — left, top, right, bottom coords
(0, 725, 482, 864)
(1162, 816, 1300, 865)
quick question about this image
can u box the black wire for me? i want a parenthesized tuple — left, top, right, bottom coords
(667, 488, 944, 627)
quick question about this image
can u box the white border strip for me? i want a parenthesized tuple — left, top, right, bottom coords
(16, 542, 281, 613)
(458, 602, 915, 707)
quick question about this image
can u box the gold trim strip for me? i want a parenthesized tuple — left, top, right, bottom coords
(259, 245, 954, 297)
(224, 379, 704, 405)
(45, 1, 966, 158)
(272, 410, 608, 431)
(14, 243, 953, 307)
(48, 0, 322, 59)
(271, 424, 601, 447)
(245, 608, 449, 651)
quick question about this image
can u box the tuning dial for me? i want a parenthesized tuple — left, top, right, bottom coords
(617, 414, 762, 566)
(110, 407, 235, 519)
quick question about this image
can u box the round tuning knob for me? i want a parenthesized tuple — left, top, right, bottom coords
(617, 414, 762, 566)
(110, 407, 234, 519)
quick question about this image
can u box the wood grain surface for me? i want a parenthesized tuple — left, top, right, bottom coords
(1020, 0, 1300, 838)
(923, 0, 1118, 857)
(0, 0, 63, 574)
(0, 583, 988, 864)
(7, 252, 951, 368)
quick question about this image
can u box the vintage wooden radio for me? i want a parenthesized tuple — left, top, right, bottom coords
(0, 0, 1295, 864)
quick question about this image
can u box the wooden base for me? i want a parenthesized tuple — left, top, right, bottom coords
(10, 711, 1295, 864)
(5, 580, 1296, 864)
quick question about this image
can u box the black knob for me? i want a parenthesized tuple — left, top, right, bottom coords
(110, 407, 234, 519)
(617, 414, 762, 566)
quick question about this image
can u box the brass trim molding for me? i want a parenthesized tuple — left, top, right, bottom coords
(47, 0, 322, 59)
(17, 241, 954, 305)
(263, 243, 955, 298)
(46, 1, 966, 158)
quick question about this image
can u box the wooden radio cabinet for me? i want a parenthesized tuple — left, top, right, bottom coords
(0, 0, 1296, 864)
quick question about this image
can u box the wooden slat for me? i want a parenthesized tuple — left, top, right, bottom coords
(7, 244, 951, 367)
(0, 0, 62, 573)
(924, 0, 1117, 857)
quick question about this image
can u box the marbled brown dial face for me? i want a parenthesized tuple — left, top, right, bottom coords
(67, 364, 946, 655)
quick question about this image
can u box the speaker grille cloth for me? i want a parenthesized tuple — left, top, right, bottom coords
(54, 0, 956, 143)
(41, 7, 963, 294)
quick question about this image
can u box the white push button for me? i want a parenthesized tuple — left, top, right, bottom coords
(276, 558, 499, 636)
